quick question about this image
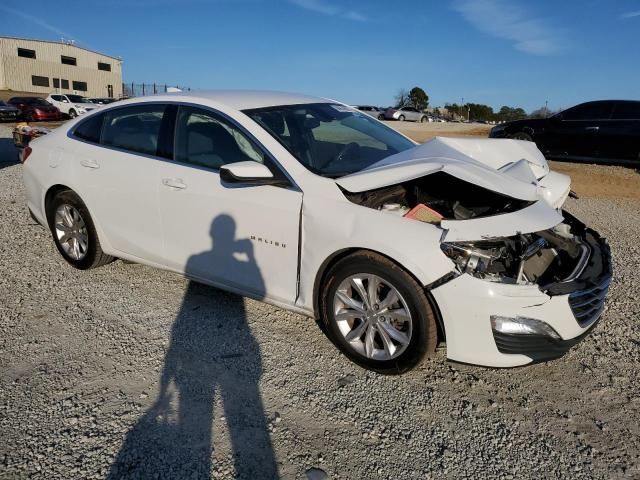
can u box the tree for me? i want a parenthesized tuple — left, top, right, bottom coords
(409, 86, 429, 111)
(467, 103, 494, 121)
(496, 106, 527, 122)
(394, 89, 409, 108)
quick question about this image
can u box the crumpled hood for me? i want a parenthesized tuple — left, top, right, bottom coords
(336, 137, 552, 201)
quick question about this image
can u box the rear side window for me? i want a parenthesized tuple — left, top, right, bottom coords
(73, 113, 105, 143)
(562, 102, 612, 120)
(611, 102, 640, 120)
(101, 105, 167, 156)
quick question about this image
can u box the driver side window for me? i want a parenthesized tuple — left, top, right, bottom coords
(174, 106, 265, 170)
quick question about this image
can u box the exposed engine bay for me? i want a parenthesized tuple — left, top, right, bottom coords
(438, 218, 590, 287)
(343, 173, 590, 289)
(342, 171, 533, 221)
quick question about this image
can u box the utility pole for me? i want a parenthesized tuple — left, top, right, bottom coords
(545, 100, 549, 117)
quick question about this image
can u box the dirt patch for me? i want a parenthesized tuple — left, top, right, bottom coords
(548, 161, 640, 200)
(388, 121, 492, 143)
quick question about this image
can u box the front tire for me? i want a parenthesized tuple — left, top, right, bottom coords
(68, 109, 77, 119)
(398, 115, 405, 121)
(510, 131, 533, 142)
(319, 251, 437, 374)
(420, 116, 428, 123)
(48, 190, 114, 269)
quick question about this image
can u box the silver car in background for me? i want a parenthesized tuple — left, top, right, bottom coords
(384, 106, 430, 122)
(355, 105, 385, 120)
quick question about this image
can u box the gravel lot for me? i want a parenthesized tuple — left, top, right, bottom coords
(1, 122, 639, 479)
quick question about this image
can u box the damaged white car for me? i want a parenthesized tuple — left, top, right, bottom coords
(21, 91, 612, 373)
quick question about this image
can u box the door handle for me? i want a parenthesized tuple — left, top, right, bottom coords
(80, 159, 99, 169)
(584, 126, 599, 131)
(162, 178, 187, 190)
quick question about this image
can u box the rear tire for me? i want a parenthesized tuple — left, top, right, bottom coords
(510, 131, 533, 142)
(319, 251, 437, 374)
(47, 190, 114, 270)
(378, 114, 385, 120)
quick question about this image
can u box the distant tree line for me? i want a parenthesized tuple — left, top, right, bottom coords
(392, 86, 558, 122)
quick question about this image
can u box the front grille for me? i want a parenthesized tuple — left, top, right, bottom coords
(569, 276, 611, 327)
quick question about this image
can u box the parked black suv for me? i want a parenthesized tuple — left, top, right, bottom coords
(489, 100, 640, 164)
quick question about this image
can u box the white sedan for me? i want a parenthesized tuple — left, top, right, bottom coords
(21, 91, 611, 373)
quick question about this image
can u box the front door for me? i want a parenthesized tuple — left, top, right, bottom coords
(545, 101, 612, 159)
(597, 101, 640, 161)
(158, 105, 302, 304)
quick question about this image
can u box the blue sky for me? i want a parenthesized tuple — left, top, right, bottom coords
(1, 0, 639, 111)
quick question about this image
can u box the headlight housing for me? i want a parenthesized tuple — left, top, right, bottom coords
(440, 239, 513, 278)
(440, 234, 556, 284)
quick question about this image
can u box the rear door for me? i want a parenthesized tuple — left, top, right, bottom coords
(71, 103, 171, 264)
(597, 101, 640, 162)
(158, 105, 302, 304)
(544, 101, 613, 158)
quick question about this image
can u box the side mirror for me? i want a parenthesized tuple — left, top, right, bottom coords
(220, 161, 288, 187)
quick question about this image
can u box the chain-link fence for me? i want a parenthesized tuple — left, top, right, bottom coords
(122, 82, 191, 98)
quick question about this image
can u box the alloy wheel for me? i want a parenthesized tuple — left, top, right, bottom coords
(54, 204, 89, 260)
(333, 274, 413, 360)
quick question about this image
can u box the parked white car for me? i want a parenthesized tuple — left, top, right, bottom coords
(46, 94, 101, 118)
(21, 91, 611, 373)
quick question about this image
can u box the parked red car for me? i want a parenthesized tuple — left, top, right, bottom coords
(7, 97, 62, 121)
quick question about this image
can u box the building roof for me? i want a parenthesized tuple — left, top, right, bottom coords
(152, 90, 329, 110)
(0, 36, 121, 61)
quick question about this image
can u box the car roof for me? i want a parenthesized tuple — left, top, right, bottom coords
(125, 90, 329, 111)
(9, 96, 44, 102)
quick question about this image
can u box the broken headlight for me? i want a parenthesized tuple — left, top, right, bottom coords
(440, 235, 552, 283)
(440, 240, 512, 279)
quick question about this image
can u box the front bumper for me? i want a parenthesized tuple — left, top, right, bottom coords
(431, 215, 612, 367)
(489, 127, 507, 138)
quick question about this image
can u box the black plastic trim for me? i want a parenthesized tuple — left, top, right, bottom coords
(493, 315, 601, 362)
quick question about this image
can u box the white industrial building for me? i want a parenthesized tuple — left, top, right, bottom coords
(0, 36, 123, 99)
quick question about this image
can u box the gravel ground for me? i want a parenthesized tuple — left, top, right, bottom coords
(1, 123, 639, 479)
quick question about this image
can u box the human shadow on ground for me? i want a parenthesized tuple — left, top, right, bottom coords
(107, 215, 279, 479)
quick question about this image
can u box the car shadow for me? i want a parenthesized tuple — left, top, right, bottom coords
(0, 138, 19, 170)
(107, 215, 279, 479)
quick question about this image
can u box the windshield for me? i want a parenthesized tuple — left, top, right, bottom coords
(0, 101, 6, 106)
(244, 103, 416, 177)
(67, 95, 90, 103)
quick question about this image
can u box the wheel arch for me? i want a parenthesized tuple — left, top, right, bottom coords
(44, 184, 73, 225)
(43, 184, 115, 255)
(311, 247, 446, 342)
